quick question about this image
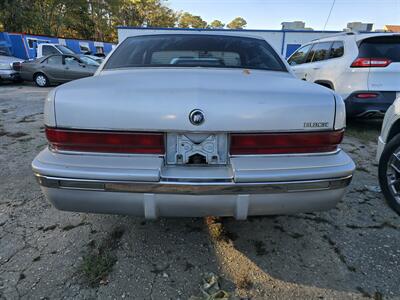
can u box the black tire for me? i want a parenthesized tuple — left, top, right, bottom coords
(378, 133, 400, 214)
(34, 73, 49, 87)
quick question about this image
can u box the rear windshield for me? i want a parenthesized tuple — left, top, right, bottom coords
(358, 35, 400, 62)
(104, 34, 287, 72)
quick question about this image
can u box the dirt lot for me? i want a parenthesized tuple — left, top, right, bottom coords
(1, 83, 399, 300)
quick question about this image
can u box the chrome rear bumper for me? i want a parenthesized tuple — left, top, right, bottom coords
(35, 173, 352, 195)
(32, 148, 355, 219)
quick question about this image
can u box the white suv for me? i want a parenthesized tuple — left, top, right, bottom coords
(288, 33, 400, 118)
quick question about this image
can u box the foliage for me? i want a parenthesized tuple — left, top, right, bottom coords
(0, 1, 247, 42)
(0, 0, 177, 42)
(227, 17, 247, 29)
(209, 20, 225, 29)
(178, 12, 207, 29)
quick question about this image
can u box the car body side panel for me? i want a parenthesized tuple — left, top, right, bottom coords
(64, 64, 97, 80)
(368, 63, 400, 92)
(41, 62, 66, 82)
(289, 36, 372, 100)
(376, 93, 400, 161)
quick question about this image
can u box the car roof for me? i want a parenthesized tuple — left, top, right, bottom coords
(353, 32, 400, 41)
(308, 32, 399, 44)
(42, 53, 81, 59)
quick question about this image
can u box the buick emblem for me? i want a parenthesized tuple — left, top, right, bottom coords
(189, 109, 205, 126)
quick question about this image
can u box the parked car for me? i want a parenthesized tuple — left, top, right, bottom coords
(287, 33, 400, 118)
(84, 54, 104, 64)
(0, 48, 23, 83)
(32, 33, 355, 219)
(377, 94, 400, 214)
(17, 54, 99, 87)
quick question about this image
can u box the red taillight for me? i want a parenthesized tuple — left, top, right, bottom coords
(351, 58, 391, 68)
(230, 130, 344, 155)
(355, 93, 378, 99)
(12, 62, 22, 71)
(45, 127, 165, 154)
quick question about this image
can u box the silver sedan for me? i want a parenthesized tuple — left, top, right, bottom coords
(18, 54, 99, 87)
(32, 33, 355, 219)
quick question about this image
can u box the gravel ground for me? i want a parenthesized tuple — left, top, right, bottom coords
(0, 83, 399, 300)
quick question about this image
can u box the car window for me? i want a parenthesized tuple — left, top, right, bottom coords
(151, 51, 242, 66)
(64, 56, 80, 66)
(311, 42, 332, 62)
(42, 45, 59, 56)
(305, 44, 317, 63)
(79, 56, 100, 66)
(329, 41, 344, 58)
(46, 56, 62, 65)
(287, 44, 312, 65)
(55, 45, 75, 55)
(104, 34, 287, 72)
(358, 36, 400, 62)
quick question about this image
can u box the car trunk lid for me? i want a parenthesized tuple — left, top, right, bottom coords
(53, 68, 336, 132)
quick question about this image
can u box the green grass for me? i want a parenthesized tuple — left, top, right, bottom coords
(81, 251, 117, 286)
(80, 227, 125, 286)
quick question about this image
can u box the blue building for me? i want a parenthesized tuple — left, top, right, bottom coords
(0, 32, 115, 60)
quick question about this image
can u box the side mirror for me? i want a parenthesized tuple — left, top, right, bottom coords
(79, 63, 86, 68)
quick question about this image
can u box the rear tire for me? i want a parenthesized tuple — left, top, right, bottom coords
(378, 133, 400, 214)
(34, 73, 49, 87)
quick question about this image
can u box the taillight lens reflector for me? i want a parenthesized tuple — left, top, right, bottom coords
(351, 58, 391, 68)
(45, 127, 165, 154)
(230, 130, 344, 155)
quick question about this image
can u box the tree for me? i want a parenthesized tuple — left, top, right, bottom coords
(178, 12, 207, 28)
(116, 0, 177, 28)
(0, 0, 213, 42)
(0, 0, 36, 32)
(227, 17, 247, 29)
(209, 20, 224, 29)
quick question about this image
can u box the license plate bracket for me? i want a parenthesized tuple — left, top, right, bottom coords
(166, 133, 228, 165)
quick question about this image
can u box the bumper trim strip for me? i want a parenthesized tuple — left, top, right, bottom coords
(34, 173, 352, 195)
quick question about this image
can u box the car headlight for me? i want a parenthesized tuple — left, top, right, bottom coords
(0, 63, 12, 70)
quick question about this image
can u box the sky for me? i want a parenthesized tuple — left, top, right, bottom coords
(167, 0, 400, 31)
